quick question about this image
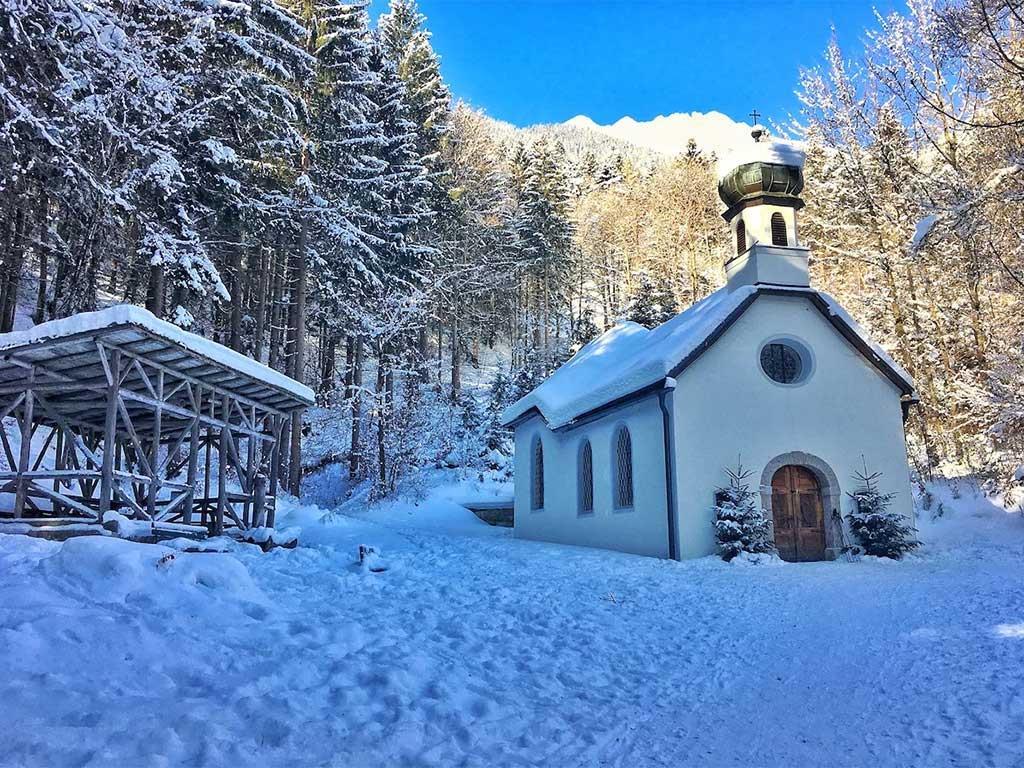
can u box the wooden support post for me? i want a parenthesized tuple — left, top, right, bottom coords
(99, 349, 120, 516)
(13, 369, 34, 518)
(202, 395, 214, 528)
(245, 405, 256, 527)
(253, 472, 267, 528)
(184, 384, 201, 525)
(214, 394, 229, 536)
(146, 369, 163, 520)
(289, 410, 302, 497)
(267, 416, 281, 528)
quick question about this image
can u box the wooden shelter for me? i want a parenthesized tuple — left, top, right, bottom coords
(0, 306, 314, 536)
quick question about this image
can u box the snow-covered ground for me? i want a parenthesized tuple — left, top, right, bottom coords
(1, 478, 1023, 767)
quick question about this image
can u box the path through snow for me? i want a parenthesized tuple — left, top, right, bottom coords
(0, 485, 1022, 767)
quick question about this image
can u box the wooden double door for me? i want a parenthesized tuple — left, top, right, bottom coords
(770, 465, 826, 562)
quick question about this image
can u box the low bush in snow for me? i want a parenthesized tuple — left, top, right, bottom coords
(713, 464, 776, 562)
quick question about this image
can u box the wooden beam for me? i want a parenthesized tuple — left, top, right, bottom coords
(214, 394, 229, 536)
(13, 372, 34, 519)
(99, 348, 120, 516)
(28, 482, 99, 520)
(29, 425, 56, 472)
(184, 384, 201, 525)
(267, 415, 282, 528)
(146, 370, 163, 520)
(32, 395, 104, 467)
(0, 392, 25, 423)
(118, 388, 274, 441)
(106, 343, 292, 415)
(0, 425, 15, 470)
(115, 395, 154, 478)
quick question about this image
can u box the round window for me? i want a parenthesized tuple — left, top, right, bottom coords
(760, 342, 805, 384)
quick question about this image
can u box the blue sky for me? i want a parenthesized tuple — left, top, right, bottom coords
(369, 0, 901, 127)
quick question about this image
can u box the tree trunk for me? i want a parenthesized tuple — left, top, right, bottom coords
(417, 326, 429, 382)
(1, 198, 27, 332)
(269, 234, 286, 371)
(228, 215, 244, 351)
(349, 336, 364, 480)
(320, 331, 337, 396)
(146, 262, 165, 318)
(375, 346, 388, 491)
(287, 215, 308, 497)
(121, 217, 142, 304)
(450, 316, 461, 400)
(252, 243, 269, 362)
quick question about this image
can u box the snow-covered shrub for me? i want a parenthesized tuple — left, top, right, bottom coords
(847, 470, 919, 559)
(713, 464, 775, 561)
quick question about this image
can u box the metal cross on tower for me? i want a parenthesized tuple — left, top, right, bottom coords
(749, 108, 761, 124)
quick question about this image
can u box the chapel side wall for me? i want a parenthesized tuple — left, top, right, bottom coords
(672, 294, 915, 559)
(514, 396, 670, 558)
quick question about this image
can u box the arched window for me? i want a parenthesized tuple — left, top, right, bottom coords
(531, 437, 544, 511)
(613, 426, 634, 509)
(736, 220, 747, 254)
(771, 212, 788, 246)
(578, 440, 594, 515)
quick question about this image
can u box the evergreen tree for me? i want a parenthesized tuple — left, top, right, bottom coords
(846, 469, 919, 558)
(625, 270, 678, 328)
(571, 307, 601, 352)
(713, 464, 776, 561)
(377, 0, 451, 168)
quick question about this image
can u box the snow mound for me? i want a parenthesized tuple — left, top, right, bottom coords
(42, 536, 264, 604)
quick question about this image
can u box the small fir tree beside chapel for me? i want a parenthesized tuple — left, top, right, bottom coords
(847, 469, 919, 559)
(713, 465, 776, 561)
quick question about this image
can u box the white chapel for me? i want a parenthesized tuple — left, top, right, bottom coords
(501, 126, 917, 562)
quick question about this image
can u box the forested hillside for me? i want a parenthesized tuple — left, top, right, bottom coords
(1, 0, 1022, 498)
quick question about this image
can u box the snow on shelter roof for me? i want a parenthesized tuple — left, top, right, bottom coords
(501, 286, 915, 431)
(0, 305, 314, 410)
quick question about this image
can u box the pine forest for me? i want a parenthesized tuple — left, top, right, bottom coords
(2, 0, 1023, 500)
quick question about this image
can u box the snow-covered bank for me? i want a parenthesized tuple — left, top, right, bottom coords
(0, 484, 1022, 767)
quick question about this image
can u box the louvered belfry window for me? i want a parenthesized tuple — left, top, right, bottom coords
(579, 440, 594, 514)
(736, 220, 747, 254)
(614, 427, 634, 509)
(531, 438, 544, 510)
(771, 212, 788, 246)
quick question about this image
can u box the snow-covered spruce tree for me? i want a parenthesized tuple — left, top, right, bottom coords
(570, 307, 601, 353)
(377, 0, 451, 178)
(377, 0, 452, 375)
(713, 464, 776, 561)
(625, 270, 678, 329)
(846, 469, 918, 559)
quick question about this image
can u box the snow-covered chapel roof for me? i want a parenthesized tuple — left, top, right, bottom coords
(501, 286, 915, 431)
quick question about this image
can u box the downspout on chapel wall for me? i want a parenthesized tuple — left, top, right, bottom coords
(657, 379, 679, 560)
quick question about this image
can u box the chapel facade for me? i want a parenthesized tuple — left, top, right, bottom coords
(501, 127, 917, 562)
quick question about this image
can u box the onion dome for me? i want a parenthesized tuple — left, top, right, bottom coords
(717, 126, 805, 219)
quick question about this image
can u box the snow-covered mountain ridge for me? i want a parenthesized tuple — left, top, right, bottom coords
(555, 111, 753, 158)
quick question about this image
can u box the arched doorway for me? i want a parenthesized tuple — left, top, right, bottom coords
(770, 465, 826, 562)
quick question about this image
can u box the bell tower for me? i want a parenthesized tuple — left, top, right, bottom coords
(717, 125, 808, 290)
